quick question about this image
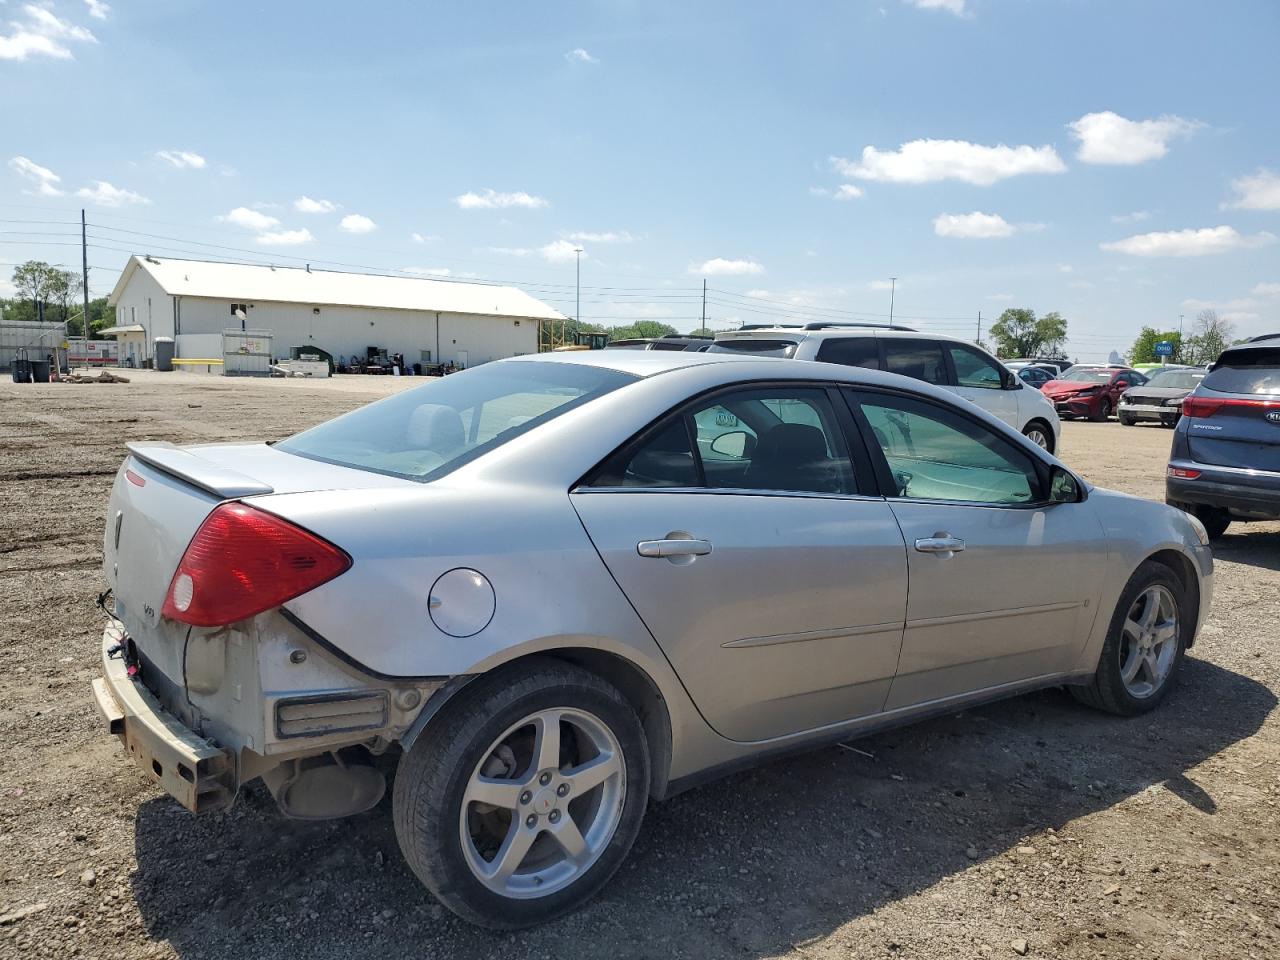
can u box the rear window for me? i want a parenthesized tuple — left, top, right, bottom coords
(277, 361, 635, 480)
(1203, 348, 1280, 395)
(815, 336, 879, 369)
(709, 339, 798, 357)
(882, 340, 947, 385)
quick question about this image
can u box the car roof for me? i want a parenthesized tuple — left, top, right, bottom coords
(715, 326, 979, 345)
(511, 347, 754, 377)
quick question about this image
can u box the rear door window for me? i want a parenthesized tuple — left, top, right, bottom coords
(882, 340, 948, 385)
(946, 344, 1004, 389)
(1203, 348, 1280, 395)
(816, 337, 880, 369)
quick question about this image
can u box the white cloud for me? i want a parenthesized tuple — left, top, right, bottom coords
(1, 4, 98, 60)
(565, 230, 633, 243)
(404, 266, 452, 278)
(295, 195, 338, 214)
(157, 149, 206, 170)
(1111, 210, 1152, 224)
(902, 0, 967, 15)
(986, 292, 1014, 301)
(410, 232, 438, 244)
(255, 228, 314, 246)
(9, 156, 64, 196)
(1101, 226, 1277, 257)
(1057, 263, 1074, 273)
(689, 258, 764, 276)
(340, 213, 377, 234)
(218, 206, 280, 231)
(76, 180, 149, 207)
(1225, 169, 1280, 211)
(541, 239, 584, 263)
(835, 184, 864, 200)
(1069, 111, 1198, 165)
(1252, 282, 1280, 297)
(565, 48, 598, 64)
(85, 0, 110, 19)
(454, 189, 549, 210)
(831, 139, 1065, 186)
(933, 211, 1018, 239)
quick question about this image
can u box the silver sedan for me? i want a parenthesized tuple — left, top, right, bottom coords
(92, 350, 1213, 928)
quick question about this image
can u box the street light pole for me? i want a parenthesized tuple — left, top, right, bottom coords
(889, 277, 897, 326)
(575, 246, 583, 332)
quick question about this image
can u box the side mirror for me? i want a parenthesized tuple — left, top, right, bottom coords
(1048, 465, 1084, 504)
(710, 430, 751, 458)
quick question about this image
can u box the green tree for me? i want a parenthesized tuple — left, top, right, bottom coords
(1182, 310, 1236, 365)
(988, 308, 1069, 359)
(9, 260, 82, 325)
(1128, 327, 1184, 365)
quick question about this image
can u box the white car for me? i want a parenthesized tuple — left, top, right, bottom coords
(712, 324, 1061, 451)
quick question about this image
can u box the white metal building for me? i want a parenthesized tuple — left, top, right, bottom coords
(107, 256, 566, 367)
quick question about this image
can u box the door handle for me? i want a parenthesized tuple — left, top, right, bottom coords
(637, 537, 712, 559)
(914, 534, 965, 557)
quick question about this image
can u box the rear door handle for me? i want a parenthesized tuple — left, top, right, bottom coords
(637, 538, 713, 559)
(914, 534, 965, 557)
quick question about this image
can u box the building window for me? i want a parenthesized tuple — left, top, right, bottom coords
(229, 303, 249, 316)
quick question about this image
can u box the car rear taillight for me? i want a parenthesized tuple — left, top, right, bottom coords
(162, 503, 351, 627)
(1181, 396, 1280, 418)
(1167, 466, 1201, 480)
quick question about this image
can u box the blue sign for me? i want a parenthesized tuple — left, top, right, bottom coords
(1155, 340, 1174, 357)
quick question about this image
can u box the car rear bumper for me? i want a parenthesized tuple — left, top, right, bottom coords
(92, 623, 236, 813)
(1167, 465, 1280, 520)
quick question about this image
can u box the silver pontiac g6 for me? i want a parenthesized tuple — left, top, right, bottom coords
(93, 350, 1213, 927)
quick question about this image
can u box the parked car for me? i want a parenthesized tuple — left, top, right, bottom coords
(1005, 357, 1074, 377)
(1016, 365, 1057, 389)
(1041, 365, 1147, 421)
(1166, 336, 1280, 538)
(605, 334, 713, 352)
(93, 350, 1212, 928)
(1118, 367, 1207, 427)
(711, 323, 1061, 451)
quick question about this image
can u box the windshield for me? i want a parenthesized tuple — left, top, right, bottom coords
(1145, 369, 1205, 390)
(709, 339, 798, 358)
(1059, 368, 1113, 383)
(277, 361, 636, 480)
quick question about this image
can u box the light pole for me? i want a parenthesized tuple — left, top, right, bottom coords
(888, 277, 897, 326)
(574, 247, 584, 333)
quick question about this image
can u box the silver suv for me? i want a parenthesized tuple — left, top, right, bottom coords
(711, 323, 1061, 451)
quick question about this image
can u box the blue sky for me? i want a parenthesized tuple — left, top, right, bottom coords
(3, 0, 1278, 360)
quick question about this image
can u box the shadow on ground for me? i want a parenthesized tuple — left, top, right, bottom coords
(131, 658, 1274, 960)
(1213, 528, 1280, 572)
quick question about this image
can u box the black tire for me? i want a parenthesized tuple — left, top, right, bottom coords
(1070, 560, 1188, 716)
(1166, 500, 1231, 540)
(393, 659, 649, 929)
(1118, 413, 1136, 426)
(1021, 420, 1054, 453)
(1091, 398, 1112, 422)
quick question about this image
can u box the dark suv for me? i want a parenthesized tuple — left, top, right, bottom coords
(1166, 336, 1280, 538)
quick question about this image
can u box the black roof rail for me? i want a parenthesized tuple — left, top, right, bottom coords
(801, 321, 917, 332)
(737, 323, 802, 331)
(660, 332, 713, 340)
(1247, 332, 1280, 343)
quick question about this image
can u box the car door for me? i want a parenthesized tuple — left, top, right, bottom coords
(941, 342, 1020, 428)
(571, 383, 908, 743)
(846, 388, 1107, 710)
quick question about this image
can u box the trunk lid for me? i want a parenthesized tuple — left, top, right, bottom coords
(1185, 398, 1280, 471)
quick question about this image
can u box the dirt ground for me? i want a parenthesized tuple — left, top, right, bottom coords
(1, 371, 1277, 960)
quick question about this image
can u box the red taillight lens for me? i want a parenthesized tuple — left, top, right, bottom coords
(1167, 466, 1201, 480)
(162, 503, 351, 627)
(1180, 396, 1225, 418)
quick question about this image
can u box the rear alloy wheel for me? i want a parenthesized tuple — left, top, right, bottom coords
(1022, 423, 1052, 451)
(1071, 560, 1187, 715)
(393, 661, 648, 929)
(1092, 398, 1112, 422)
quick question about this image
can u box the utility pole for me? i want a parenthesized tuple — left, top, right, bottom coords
(81, 209, 90, 371)
(976, 310, 982, 345)
(888, 277, 897, 326)
(701, 278, 706, 329)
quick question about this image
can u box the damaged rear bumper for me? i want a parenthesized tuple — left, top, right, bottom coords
(91, 623, 235, 813)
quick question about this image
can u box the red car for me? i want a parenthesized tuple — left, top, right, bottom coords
(1041, 365, 1147, 421)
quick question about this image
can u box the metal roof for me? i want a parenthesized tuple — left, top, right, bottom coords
(108, 256, 568, 322)
(98, 324, 147, 336)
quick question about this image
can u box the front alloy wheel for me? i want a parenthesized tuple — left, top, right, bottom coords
(1023, 424, 1052, 450)
(1117, 585, 1179, 699)
(393, 660, 648, 929)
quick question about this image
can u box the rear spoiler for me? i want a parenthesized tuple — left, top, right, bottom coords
(126, 442, 274, 499)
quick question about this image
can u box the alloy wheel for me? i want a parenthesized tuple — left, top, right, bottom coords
(459, 708, 625, 899)
(1025, 427, 1050, 449)
(1118, 585, 1179, 698)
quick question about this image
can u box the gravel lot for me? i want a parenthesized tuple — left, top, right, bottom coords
(1, 372, 1277, 960)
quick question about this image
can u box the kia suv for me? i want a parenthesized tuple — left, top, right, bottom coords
(1166, 337, 1280, 538)
(711, 323, 1061, 451)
